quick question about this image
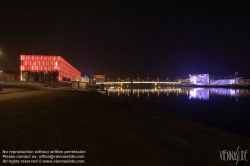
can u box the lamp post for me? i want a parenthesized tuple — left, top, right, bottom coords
(1, 70, 5, 83)
(0, 50, 5, 83)
(44, 71, 47, 82)
(0, 70, 2, 83)
(33, 75, 34, 89)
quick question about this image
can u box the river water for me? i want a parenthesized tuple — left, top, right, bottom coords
(104, 87, 250, 137)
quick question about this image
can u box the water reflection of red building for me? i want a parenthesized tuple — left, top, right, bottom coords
(20, 55, 81, 82)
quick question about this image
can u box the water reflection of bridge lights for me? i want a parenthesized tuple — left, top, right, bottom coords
(105, 88, 250, 100)
(106, 88, 188, 97)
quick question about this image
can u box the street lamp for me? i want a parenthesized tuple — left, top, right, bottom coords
(0, 70, 2, 82)
(44, 71, 47, 82)
(32, 74, 34, 89)
(0, 69, 5, 83)
(3, 71, 5, 83)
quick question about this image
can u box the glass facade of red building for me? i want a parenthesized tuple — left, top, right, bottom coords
(20, 55, 81, 82)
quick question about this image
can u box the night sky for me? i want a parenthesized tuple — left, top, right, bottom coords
(0, 1, 250, 80)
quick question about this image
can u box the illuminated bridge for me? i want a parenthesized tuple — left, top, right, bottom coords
(96, 81, 181, 84)
(96, 81, 181, 88)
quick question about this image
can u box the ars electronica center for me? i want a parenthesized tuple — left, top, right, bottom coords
(20, 55, 81, 82)
(189, 73, 245, 85)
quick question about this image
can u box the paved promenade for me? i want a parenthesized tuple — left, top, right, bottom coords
(0, 84, 84, 101)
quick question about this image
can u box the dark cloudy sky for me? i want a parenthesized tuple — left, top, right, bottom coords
(0, 0, 249, 80)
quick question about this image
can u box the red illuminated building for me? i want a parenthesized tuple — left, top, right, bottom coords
(20, 55, 81, 82)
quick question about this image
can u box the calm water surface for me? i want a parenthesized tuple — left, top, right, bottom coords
(104, 88, 250, 137)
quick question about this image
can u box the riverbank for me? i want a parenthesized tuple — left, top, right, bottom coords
(0, 83, 71, 94)
(0, 84, 38, 94)
(0, 90, 249, 165)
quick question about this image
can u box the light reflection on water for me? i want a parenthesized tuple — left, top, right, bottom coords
(103, 87, 250, 137)
(105, 88, 250, 101)
(106, 88, 186, 98)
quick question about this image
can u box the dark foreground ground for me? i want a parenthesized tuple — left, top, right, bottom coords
(0, 89, 250, 166)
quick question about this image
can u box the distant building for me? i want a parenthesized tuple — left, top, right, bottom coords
(81, 76, 89, 83)
(189, 73, 247, 85)
(78, 76, 89, 89)
(20, 55, 81, 82)
(0, 69, 20, 82)
(210, 76, 243, 85)
(91, 75, 105, 82)
(189, 74, 209, 85)
(237, 78, 250, 85)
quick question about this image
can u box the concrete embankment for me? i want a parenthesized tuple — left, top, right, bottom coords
(0, 90, 249, 165)
(0, 84, 38, 94)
